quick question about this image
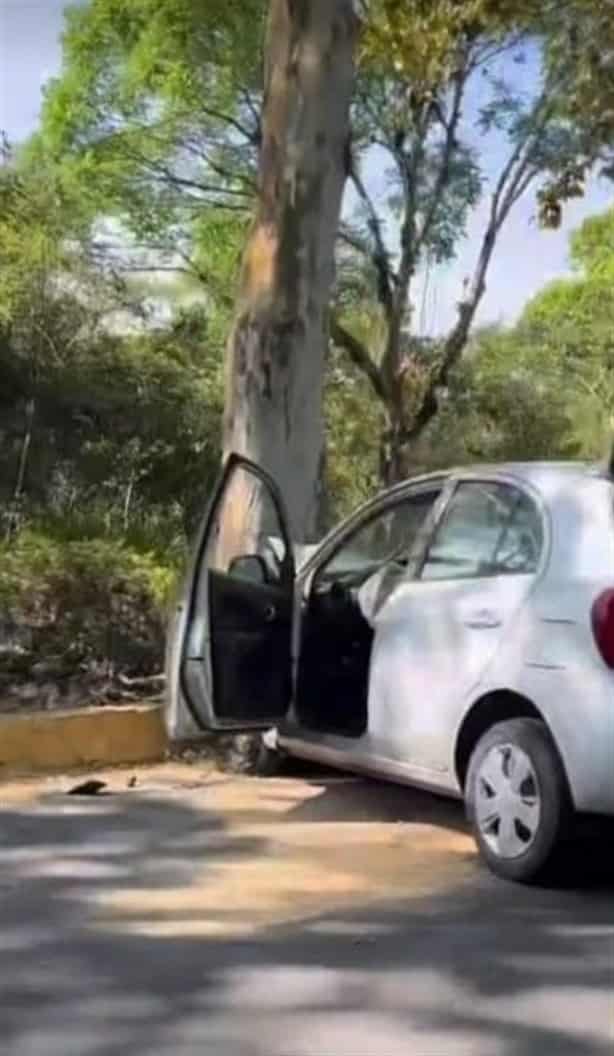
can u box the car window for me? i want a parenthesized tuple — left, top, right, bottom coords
(206, 465, 288, 582)
(420, 481, 543, 582)
(318, 490, 441, 584)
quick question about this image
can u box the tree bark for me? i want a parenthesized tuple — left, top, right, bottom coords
(222, 0, 357, 544)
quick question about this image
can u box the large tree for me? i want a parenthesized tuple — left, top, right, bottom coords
(222, 0, 357, 542)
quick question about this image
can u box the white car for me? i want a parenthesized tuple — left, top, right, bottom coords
(166, 455, 614, 883)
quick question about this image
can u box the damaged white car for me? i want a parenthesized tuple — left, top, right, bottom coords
(166, 454, 614, 883)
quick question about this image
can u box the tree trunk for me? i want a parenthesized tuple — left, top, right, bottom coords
(380, 426, 410, 488)
(223, 0, 357, 544)
(379, 372, 412, 488)
(5, 397, 35, 541)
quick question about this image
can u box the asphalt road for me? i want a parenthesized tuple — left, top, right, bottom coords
(1, 764, 612, 1056)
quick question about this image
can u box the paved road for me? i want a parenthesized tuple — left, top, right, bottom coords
(1, 764, 612, 1056)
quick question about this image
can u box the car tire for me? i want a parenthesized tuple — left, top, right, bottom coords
(466, 718, 571, 884)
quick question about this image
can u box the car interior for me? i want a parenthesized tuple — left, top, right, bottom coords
(294, 490, 442, 738)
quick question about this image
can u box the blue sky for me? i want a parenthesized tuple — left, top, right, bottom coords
(1, 0, 612, 336)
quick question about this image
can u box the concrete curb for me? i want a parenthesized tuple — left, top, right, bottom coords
(0, 703, 168, 776)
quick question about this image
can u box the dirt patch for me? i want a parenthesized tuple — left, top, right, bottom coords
(1, 765, 475, 935)
(49, 765, 474, 934)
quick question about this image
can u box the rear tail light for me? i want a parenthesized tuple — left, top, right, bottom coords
(591, 589, 614, 667)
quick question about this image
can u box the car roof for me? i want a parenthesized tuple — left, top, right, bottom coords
(407, 459, 606, 486)
(373, 460, 612, 506)
(453, 459, 598, 483)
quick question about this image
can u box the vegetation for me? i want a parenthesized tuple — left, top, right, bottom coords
(333, 0, 614, 483)
(0, 530, 174, 710)
(1, 0, 614, 708)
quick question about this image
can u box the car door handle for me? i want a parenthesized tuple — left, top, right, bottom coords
(263, 603, 277, 623)
(462, 609, 501, 629)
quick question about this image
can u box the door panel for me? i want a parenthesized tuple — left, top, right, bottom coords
(167, 454, 295, 735)
(208, 570, 292, 722)
(369, 574, 534, 769)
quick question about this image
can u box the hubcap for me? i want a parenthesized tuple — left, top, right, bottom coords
(475, 743, 541, 860)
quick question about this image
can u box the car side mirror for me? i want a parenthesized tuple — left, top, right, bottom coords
(228, 554, 270, 585)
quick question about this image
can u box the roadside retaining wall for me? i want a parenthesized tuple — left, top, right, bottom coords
(0, 704, 167, 775)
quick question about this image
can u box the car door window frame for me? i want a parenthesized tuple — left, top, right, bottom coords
(416, 476, 546, 583)
(187, 453, 295, 619)
(298, 478, 448, 596)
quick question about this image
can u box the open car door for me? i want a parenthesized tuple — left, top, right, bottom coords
(166, 454, 295, 738)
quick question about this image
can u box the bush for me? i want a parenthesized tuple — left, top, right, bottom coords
(0, 530, 179, 704)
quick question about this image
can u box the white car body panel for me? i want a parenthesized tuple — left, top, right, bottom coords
(365, 572, 536, 770)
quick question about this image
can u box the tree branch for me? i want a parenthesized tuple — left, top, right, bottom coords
(405, 98, 554, 445)
(469, 31, 529, 74)
(240, 88, 263, 145)
(381, 107, 431, 390)
(117, 147, 253, 199)
(337, 224, 371, 256)
(199, 104, 258, 145)
(330, 317, 388, 405)
(348, 163, 394, 320)
(414, 72, 466, 260)
(205, 154, 258, 192)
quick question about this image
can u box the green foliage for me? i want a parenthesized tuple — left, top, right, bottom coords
(0, 135, 224, 580)
(518, 206, 614, 458)
(44, 0, 262, 146)
(522, 278, 614, 369)
(34, 0, 262, 277)
(360, 0, 530, 88)
(0, 150, 222, 695)
(566, 369, 614, 460)
(569, 210, 614, 281)
(425, 328, 575, 465)
(0, 158, 91, 325)
(325, 346, 385, 520)
(0, 305, 224, 534)
(542, 1, 614, 150)
(0, 529, 177, 676)
(531, 1, 614, 225)
(324, 316, 579, 500)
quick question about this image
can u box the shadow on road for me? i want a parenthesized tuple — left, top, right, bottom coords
(0, 779, 612, 1056)
(284, 773, 469, 832)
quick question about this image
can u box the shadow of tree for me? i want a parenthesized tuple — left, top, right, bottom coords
(0, 781, 612, 1056)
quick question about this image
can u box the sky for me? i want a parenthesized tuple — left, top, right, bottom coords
(1, 0, 612, 336)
